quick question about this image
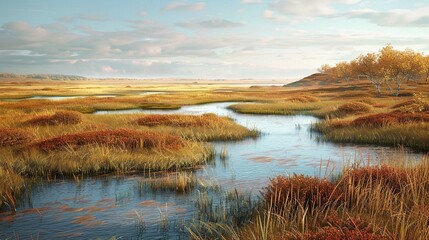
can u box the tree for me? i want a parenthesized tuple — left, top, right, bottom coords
(422, 55, 429, 82)
(334, 61, 353, 84)
(400, 49, 424, 84)
(318, 64, 333, 74)
(354, 53, 383, 95)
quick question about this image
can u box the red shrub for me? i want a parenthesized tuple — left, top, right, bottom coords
(303, 226, 386, 240)
(0, 128, 33, 147)
(352, 112, 429, 127)
(30, 129, 186, 151)
(344, 165, 408, 193)
(25, 111, 82, 126)
(263, 175, 342, 212)
(136, 114, 221, 127)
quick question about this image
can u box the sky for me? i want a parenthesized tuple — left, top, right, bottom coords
(0, 0, 428, 79)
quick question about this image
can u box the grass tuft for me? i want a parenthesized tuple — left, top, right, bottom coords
(25, 110, 82, 126)
(0, 128, 33, 147)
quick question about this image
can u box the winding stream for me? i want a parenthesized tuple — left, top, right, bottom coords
(0, 102, 421, 239)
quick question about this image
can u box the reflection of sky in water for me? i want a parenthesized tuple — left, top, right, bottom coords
(1, 102, 422, 239)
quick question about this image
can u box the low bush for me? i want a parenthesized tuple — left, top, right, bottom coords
(25, 110, 82, 126)
(263, 175, 342, 212)
(0, 128, 33, 147)
(337, 102, 372, 115)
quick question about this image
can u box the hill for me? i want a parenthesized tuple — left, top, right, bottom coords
(285, 73, 342, 87)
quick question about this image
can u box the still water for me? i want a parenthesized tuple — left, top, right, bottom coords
(0, 102, 421, 239)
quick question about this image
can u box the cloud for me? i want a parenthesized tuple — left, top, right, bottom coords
(346, 6, 429, 27)
(162, 2, 206, 12)
(240, 0, 262, 4)
(262, 10, 287, 22)
(177, 19, 244, 29)
(58, 14, 108, 23)
(267, 0, 360, 19)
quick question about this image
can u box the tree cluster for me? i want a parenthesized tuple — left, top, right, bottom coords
(319, 45, 429, 96)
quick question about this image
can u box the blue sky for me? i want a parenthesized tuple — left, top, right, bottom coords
(0, 0, 428, 79)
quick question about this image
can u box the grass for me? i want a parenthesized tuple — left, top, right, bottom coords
(0, 128, 33, 147)
(24, 110, 82, 126)
(190, 153, 429, 240)
(313, 112, 429, 151)
(228, 102, 322, 116)
(139, 172, 196, 193)
(135, 114, 259, 141)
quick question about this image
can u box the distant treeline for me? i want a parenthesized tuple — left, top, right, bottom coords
(0, 73, 86, 80)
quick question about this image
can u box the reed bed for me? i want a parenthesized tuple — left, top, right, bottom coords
(228, 102, 322, 116)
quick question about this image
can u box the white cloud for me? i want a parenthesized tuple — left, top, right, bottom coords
(240, 0, 262, 4)
(177, 19, 244, 29)
(162, 2, 206, 12)
(262, 10, 287, 22)
(346, 6, 429, 27)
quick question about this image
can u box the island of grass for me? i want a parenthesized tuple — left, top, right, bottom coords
(0, 109, 258, 210)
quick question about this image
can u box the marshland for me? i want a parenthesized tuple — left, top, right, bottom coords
(1, 52, 429, 238)
(1, 1, 429, 239)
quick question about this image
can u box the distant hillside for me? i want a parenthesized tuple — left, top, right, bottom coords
(285, 73, 342, 87)
(0, 73, 86, 80)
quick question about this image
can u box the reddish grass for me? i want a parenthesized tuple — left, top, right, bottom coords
(136, 113, 221, 127)
(263, 175, 342, 212)
(25, 111, 82, 126)
(30, 129, 186, 151)
(352, 112, 429, 127)
(343, 165, 408, 193)
(0, 128, 33, 147)
(337, 102, 372, 115)
(303, 226, 386, 240)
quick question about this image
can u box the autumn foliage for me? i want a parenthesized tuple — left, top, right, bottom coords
(0, 128, 33, 147)
(343, 165, 408, 193)
(263, 175, 342, 212)
(31, 129, 186, 151)
(25, 110, 82, 126)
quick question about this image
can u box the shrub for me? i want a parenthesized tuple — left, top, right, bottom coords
(0, 128, 33, 147)
(352, 112, 429, 127)
(343, 165, 408, 193)
(136, 114, 221, 127)
(303, 226, 386, 240)
(337, 102, 372, 115)
(263, 175, 342, 212)
(25, 110, 82, 126)
(30, 129, 186, 151)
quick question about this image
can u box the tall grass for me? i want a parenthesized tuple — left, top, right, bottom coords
(190, 153, 429, 239)
(313, 117, 429, 151)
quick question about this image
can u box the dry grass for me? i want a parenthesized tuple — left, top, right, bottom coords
(336, 102, 373, 115)
(137, 113, 221, 127)
(352, 112, 429, 127)
(30, 129, 186, 151)
(0, 128, 33, 147)
(200, 154, 429, 240)
(24, 110, 82, 126)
